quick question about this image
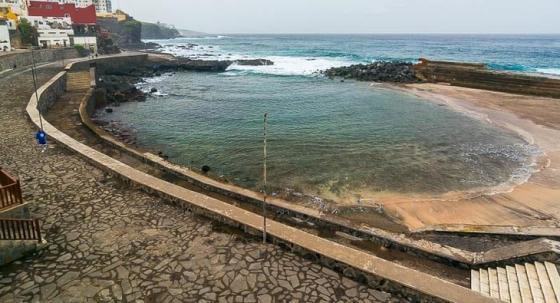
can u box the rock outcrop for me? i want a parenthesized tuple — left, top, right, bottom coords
(323, 62, 418, 83)
(234, 59, 274, 66)
(152, 57, 275, 72)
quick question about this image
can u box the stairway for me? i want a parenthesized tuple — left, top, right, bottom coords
(471, 262, 560, 303)
(66, 71, 91, 92)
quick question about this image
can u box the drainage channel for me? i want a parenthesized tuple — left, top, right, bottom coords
(45, 88, 471, 287)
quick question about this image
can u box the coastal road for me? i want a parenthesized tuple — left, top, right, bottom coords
(0, 61, 399, 301)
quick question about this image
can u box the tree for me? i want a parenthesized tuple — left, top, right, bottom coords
(18, 18, 38, 46)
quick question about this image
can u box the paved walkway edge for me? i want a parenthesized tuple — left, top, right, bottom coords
(26, 56, 500, 303)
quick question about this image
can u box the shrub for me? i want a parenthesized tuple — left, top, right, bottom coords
(73, 44, 89, 57)
(18, 18, 38, 46)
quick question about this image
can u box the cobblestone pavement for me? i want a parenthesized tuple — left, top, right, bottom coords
(0, 65, 403, 302)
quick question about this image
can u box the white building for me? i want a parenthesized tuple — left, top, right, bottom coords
(0, 0, 28, 15)
(40, 0, 112, 13)
(94, 0, 110, 14)
(0, 0, 27, 30)
(26, 16, 73, 48)
(0, 20, 11, 51)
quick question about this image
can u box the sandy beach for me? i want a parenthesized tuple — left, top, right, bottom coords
(364, 83, 560, 231)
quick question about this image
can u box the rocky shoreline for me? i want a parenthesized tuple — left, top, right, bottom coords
(323, 61, 419, 83)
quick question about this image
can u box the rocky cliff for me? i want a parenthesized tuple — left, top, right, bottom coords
(141, 22, 181, 39)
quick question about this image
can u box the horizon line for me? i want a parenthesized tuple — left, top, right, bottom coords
(200, 32, 560, 36)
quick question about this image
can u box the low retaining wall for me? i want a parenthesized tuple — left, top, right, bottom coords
(415, 59, 560, 99)
(27, 54, 500, 303)
(0, 48, 80, 72)
(70, 53, 148, 73)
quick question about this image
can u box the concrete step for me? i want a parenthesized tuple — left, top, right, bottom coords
(489, 268, 500, 298)
(498, 267, 511, 302)
(506, 265, 522, 303)
(544, 262, 560, 303)
(473, 262, 559, 303)
(526, 263, 545, 303)
(472, 269, 481, 292)
(519, 264, 536, 303)
(480, 268, 490, 296)
(66, 74, 91, 91)
(536, 262, 557, 303)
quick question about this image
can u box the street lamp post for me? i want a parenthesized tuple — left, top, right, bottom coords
(30, 49, 43, 131)
(262, 113, 268, 244)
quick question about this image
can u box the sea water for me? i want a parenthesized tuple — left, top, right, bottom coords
(98, 35, 555, 201)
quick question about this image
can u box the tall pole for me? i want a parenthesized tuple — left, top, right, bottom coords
(30, 49, 44, 131)
(262, 113, 268, 244)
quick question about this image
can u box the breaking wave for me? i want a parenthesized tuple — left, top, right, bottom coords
(226, 56, 356, 76)
(535, 68, 560, 76)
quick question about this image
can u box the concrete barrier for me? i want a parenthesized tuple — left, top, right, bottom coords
(0, 48, 80, 72)
(415, 59, 560, 99)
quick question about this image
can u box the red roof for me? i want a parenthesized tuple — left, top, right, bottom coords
(28, 1, 97, 25)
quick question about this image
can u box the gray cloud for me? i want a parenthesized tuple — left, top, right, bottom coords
(116, 0, 560, 34)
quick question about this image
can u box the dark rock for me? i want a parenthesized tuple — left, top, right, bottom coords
(105, 108, 113, 113)
(235, 59, 274, 66)
(157, 151, 169, 160)
(150, 88, 158, 93)
(201, 165, 211, 174)
(322, 61, 419, 83)
(176, 58, 233, 72)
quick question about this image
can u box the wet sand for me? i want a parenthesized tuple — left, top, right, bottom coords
(368, 83, 560, 230)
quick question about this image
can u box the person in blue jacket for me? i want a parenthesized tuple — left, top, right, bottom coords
(35, 129, 47, 152)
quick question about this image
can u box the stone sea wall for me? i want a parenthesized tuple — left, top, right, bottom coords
(0, 49, 80, 72)
(415, 59, 560, 99)
(36, 72, 67, 115)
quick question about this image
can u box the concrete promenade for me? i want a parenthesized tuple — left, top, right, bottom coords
(1, 59, 400, 302)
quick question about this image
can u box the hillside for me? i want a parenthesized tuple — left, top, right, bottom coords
(178, 29, 207, 37)
(141, 22, 181, 39)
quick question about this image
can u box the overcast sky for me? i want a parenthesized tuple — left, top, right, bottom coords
(115, 0, 560, 34)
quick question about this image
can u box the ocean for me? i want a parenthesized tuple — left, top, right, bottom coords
(98, 34, 555, 202)
(151, 34, 560, 76)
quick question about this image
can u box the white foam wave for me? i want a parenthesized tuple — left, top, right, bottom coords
(535, 68, 560, 76)
(176, 35, 229, 40)
(226, 56, 354, 76)
(154, 42, 358, 76)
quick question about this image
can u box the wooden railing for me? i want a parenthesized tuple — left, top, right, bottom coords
(0, 218, 42, 242)
(0, 167, 23, 211)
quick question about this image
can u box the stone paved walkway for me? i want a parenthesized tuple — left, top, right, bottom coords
(0, 65, 401, 302)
